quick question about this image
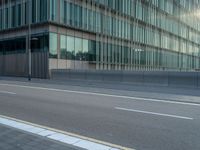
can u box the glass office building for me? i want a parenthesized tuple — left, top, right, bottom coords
(1, 0, 200, 72)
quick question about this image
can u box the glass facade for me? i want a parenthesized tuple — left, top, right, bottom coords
(0, 33, 48, 55)
(0, 0, 48, 29)
(53, 0, 200, 71)
(1, 0, 200, 71)
(58, 34, 95, 62)
(0, 37, 26, 54)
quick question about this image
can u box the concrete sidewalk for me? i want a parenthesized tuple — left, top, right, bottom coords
(0, 124, 83, 150)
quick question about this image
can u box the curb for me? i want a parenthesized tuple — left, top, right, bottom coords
(0, 115, 134, 150)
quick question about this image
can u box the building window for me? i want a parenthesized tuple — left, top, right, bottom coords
(83, 39, 89, 61)
(60, 35, 67, 59)
(89, 40, 96, 62)
(49, 33, 57, 58)
(67, 36, 75, 60)
(0, 37, 26, 55)
(31, 34, 49, 52)
(75, 37, 82, 61)
(50, 0, 57, 21)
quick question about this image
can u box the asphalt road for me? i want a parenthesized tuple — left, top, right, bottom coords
(0, 79, 200, 150)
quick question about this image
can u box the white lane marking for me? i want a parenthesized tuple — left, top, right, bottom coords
(0, 115, 131, 150)
(0, 83, 199, 107)
(115, 107, 194, 120)
(0, 90, 16, 95)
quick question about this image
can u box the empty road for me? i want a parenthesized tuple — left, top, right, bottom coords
(0, 79, 200, 150)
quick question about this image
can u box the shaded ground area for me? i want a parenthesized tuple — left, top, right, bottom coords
(0, 124, 82, 150)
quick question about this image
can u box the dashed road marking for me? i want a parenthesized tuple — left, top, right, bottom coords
(0, 90, 16, 95)
(115, 107, 194, 120)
